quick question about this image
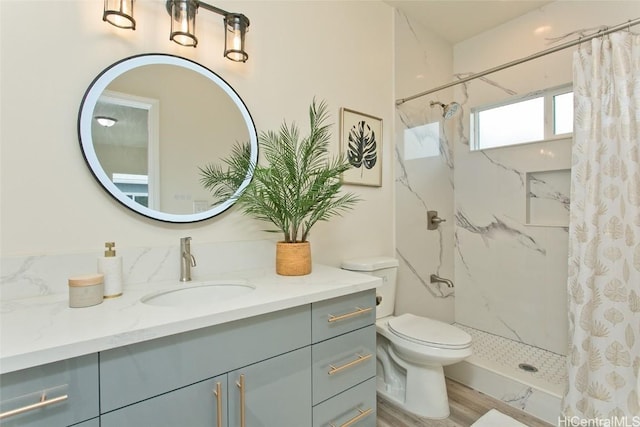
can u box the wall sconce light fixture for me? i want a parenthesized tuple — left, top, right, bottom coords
(169, 0, 198, 47)
(103, 0, 136, 30)
(103, 0, 250, 62)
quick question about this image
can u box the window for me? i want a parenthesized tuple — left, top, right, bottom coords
(553, 91, 573, 135)
(404, 122, 440, 160)
(112, 173, 149, 207)
(471, 84, 573, 151)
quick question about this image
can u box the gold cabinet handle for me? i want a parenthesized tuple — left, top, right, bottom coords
(328, 353, 372, 376)
(212, 382, 223, 427)
(0, 393, 68, 420)
(330, 407, 373, 427)
(327, 306, 373, 323)
(236, 374, 245, 427)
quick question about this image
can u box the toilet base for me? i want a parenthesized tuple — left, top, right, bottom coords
(377, 380, 450, 420)
(376, 343, 451, 419)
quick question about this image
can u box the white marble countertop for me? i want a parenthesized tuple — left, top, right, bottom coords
(0, 265, 380, 374)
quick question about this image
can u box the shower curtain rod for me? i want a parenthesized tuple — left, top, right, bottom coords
(396, 17, 640, 106)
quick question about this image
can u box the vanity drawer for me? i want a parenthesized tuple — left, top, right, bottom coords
(312, 325, 376, 405)
(312, 290, 375, 343)
(0, 354, 99, 427)
(100, 304, 311, 413)
(312, 378, 376, 427)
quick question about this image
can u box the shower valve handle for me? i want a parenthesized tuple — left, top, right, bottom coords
(427, 211, 446, 230)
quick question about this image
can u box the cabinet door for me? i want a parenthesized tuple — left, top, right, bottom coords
(228, 346, 312, 427)
(101, 375, 227, 427)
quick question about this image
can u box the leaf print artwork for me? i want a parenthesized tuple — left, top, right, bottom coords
(347, 120, 377, 177)
(340, 108, 382, 186)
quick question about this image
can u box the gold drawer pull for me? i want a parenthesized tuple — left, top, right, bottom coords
(327, 306, 373, 323)
(0, 393, 68, 420)
(212, 382, 223, 427)
(328, 353, 372, 376)
(330, 407, 373, 427)
(236, 374, 246, 427)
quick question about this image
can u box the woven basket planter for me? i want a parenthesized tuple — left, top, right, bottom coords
(276, 241, 312, 276)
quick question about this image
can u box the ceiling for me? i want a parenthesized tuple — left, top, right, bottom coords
(384, 1, 553, 44)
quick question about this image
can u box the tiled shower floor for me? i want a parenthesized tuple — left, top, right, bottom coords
(455, 324, 567, 395)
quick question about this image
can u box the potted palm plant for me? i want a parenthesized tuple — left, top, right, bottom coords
(199, 99, 360, 275)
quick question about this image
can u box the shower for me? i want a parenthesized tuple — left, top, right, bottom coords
(430, 100, 460, 119)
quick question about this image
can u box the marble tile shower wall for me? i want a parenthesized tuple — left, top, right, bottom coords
(394, 10, 456, 323)
(0, 240, 275, 301)
(393, 6, 604, 356)
(453, 123, 571, 355)
(450, 0, 639, 357)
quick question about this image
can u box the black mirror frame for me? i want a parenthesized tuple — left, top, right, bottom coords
(78, 53, 258, 223)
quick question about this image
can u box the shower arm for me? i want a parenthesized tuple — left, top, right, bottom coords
(430, 274, 454, 288)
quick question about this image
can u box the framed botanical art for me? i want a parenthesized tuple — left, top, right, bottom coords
(340, 108, 383, 187)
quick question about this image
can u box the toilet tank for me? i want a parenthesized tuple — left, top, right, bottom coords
(341, 257, 399, 319)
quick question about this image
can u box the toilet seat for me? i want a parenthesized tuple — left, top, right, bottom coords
(387, 314, 471, 350)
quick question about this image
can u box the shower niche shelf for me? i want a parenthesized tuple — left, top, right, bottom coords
(525, 169, 571, 227)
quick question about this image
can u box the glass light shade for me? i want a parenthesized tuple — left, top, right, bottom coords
(224, 14, 249, 62)
(103, 0, 135, 30)
(170, 0, 198, 47)
(96, 116, 117, 127)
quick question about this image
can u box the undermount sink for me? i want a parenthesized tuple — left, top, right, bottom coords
(141, 281, 255, 307)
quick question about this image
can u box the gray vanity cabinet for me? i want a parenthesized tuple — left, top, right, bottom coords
(1, 289, 377, 427)
(101, 347, 312, 427)
(0, 354, 99, 427)
(99, 304, 312, 426)
(99, 305, 310, 413)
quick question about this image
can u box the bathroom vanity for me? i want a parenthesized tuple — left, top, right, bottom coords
(0, 265, 379, 427)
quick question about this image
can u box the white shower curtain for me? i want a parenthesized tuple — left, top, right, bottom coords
(564, 31, 640, 419)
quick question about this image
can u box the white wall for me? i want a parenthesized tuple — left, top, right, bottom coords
(0, 1, 395, 268)
(452, 1, 639, 354)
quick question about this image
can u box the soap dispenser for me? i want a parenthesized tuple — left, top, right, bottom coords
(98, 242, 123, 298)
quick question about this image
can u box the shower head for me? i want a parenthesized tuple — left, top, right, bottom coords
(430, 101, 461, 119)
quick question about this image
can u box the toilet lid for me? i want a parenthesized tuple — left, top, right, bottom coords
(388, 314, 471, 350)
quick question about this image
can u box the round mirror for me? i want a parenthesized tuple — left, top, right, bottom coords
(78, 54, 258, 223)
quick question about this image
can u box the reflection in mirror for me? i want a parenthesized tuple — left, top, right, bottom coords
(78, 54, 258, 223)
(94, 90, 158, 209)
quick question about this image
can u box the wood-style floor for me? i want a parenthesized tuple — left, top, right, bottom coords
(376, 378, 554, 427)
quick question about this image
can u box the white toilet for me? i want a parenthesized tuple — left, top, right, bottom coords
(341, 257, 472, 419)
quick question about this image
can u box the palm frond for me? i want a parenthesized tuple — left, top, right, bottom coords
(199, 99, 360, 243)
(199, 142, 253, 205)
